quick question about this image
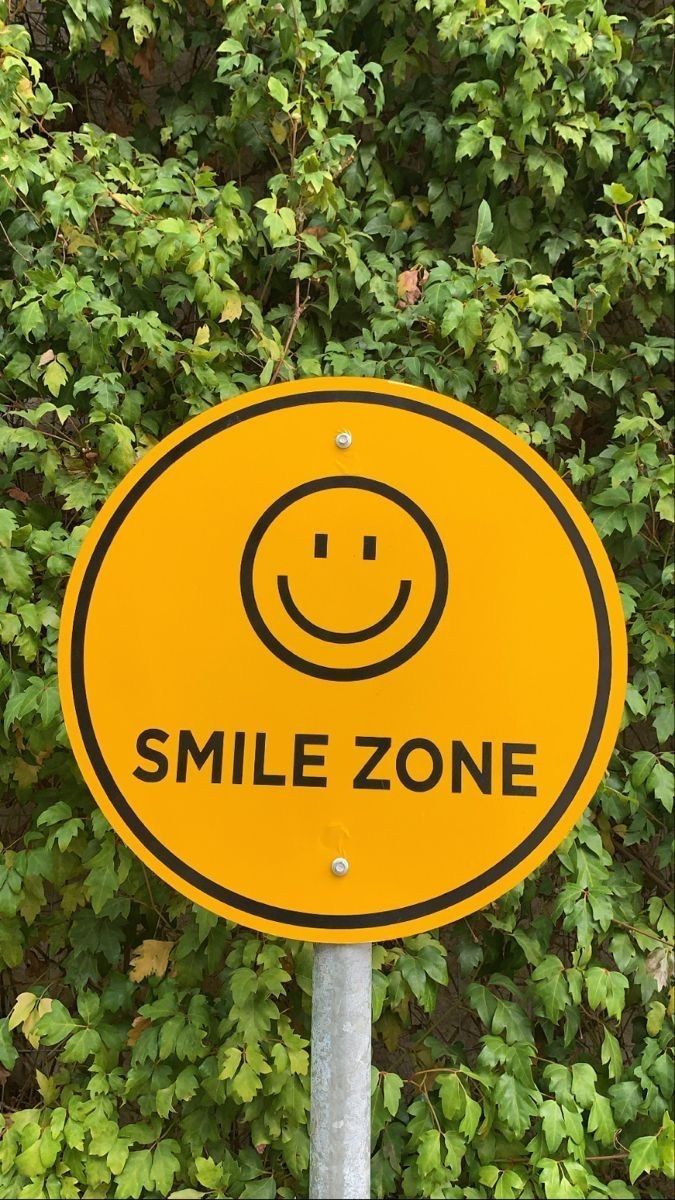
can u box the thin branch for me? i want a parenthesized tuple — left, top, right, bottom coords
(270, 273, 311, 385)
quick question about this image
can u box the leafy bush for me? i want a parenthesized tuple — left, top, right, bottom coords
(0, 0, 673, 1196)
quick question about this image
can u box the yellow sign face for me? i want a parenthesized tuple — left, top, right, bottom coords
(59, 379, 626, 942)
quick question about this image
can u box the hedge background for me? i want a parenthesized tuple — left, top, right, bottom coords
(0, 0, 673, 1196)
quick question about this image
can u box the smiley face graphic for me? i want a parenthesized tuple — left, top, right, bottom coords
(240, 476, 448, 680)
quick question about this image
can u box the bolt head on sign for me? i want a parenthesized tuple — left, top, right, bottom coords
(59, 379, 627, 942)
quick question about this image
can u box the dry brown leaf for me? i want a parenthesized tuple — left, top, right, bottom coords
(129, 939, 173, 983)
(106, 114, 132, 137)
(396, 267, 428, 309)
(39, 348, 55, 367)
(646, 946, 673, 991)
(7, 486, 30, 503)
(133, 39, 156, 82)
(127, 1015, 152, 1046)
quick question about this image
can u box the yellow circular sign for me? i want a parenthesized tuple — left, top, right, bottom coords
(58, 379, 626, 942)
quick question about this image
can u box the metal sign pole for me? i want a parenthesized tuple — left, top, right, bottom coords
(310, 943, 372, 1199)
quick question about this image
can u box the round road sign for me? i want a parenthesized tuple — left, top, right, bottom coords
(58, 378, 627, 942)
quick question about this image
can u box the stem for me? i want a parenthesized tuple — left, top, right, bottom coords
(270, 270, 311, 385)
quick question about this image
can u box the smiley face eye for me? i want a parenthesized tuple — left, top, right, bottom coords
(315, 533, 377, 558)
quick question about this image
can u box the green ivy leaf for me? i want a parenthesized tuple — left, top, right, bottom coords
(382, 1072, 403, 1116)
(540, 1098, 565, 1152)
(588, 1093, 616, 1146)
(417, 1128, 442, 1177)
(268, 77, 289, 109)
(474, 200, 493, 246)
(35, 999, 76, 1045)
(629, 1134, 661, 1183)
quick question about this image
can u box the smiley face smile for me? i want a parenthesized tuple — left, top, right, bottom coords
(240, 475, 448, 682)
(277, 573, 412, 644)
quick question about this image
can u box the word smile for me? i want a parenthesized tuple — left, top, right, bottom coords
(133, 729, 537, 796)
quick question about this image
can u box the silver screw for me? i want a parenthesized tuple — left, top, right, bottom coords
(331, 856, 349, 877)
(335, 431, 352, 449)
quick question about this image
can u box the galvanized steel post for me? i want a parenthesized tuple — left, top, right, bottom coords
(310, 943, 372, 1199)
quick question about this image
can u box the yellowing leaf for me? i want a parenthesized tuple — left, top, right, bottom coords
(8, 993, 53, 1047)
(127, 1015, 152, 1046)
(193, 324, 210, 346)
(100, 31, 119, 58)
(8, 992, 38, 1031)
(36, 1068, 58, 1104)
(13, 758, 39, 789)
(110, 192, 141, 215)
(44, 361, 68, 397)
(220, 293, 242, 323)
(473, 245, 499, 267)
(62, 223, 98, 254)
(129, 939, 173, 982)
(605, 182, 633, 205)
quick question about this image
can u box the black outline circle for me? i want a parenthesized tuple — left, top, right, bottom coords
(69, 388, 613, 931)
(240, 476, 449, 681)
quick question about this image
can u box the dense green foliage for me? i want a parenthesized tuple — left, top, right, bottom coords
(0, 0, 673, 1196)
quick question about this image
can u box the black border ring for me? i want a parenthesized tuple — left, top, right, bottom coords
(240, 475, 449, 681)
(70, 389, 612, 930)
